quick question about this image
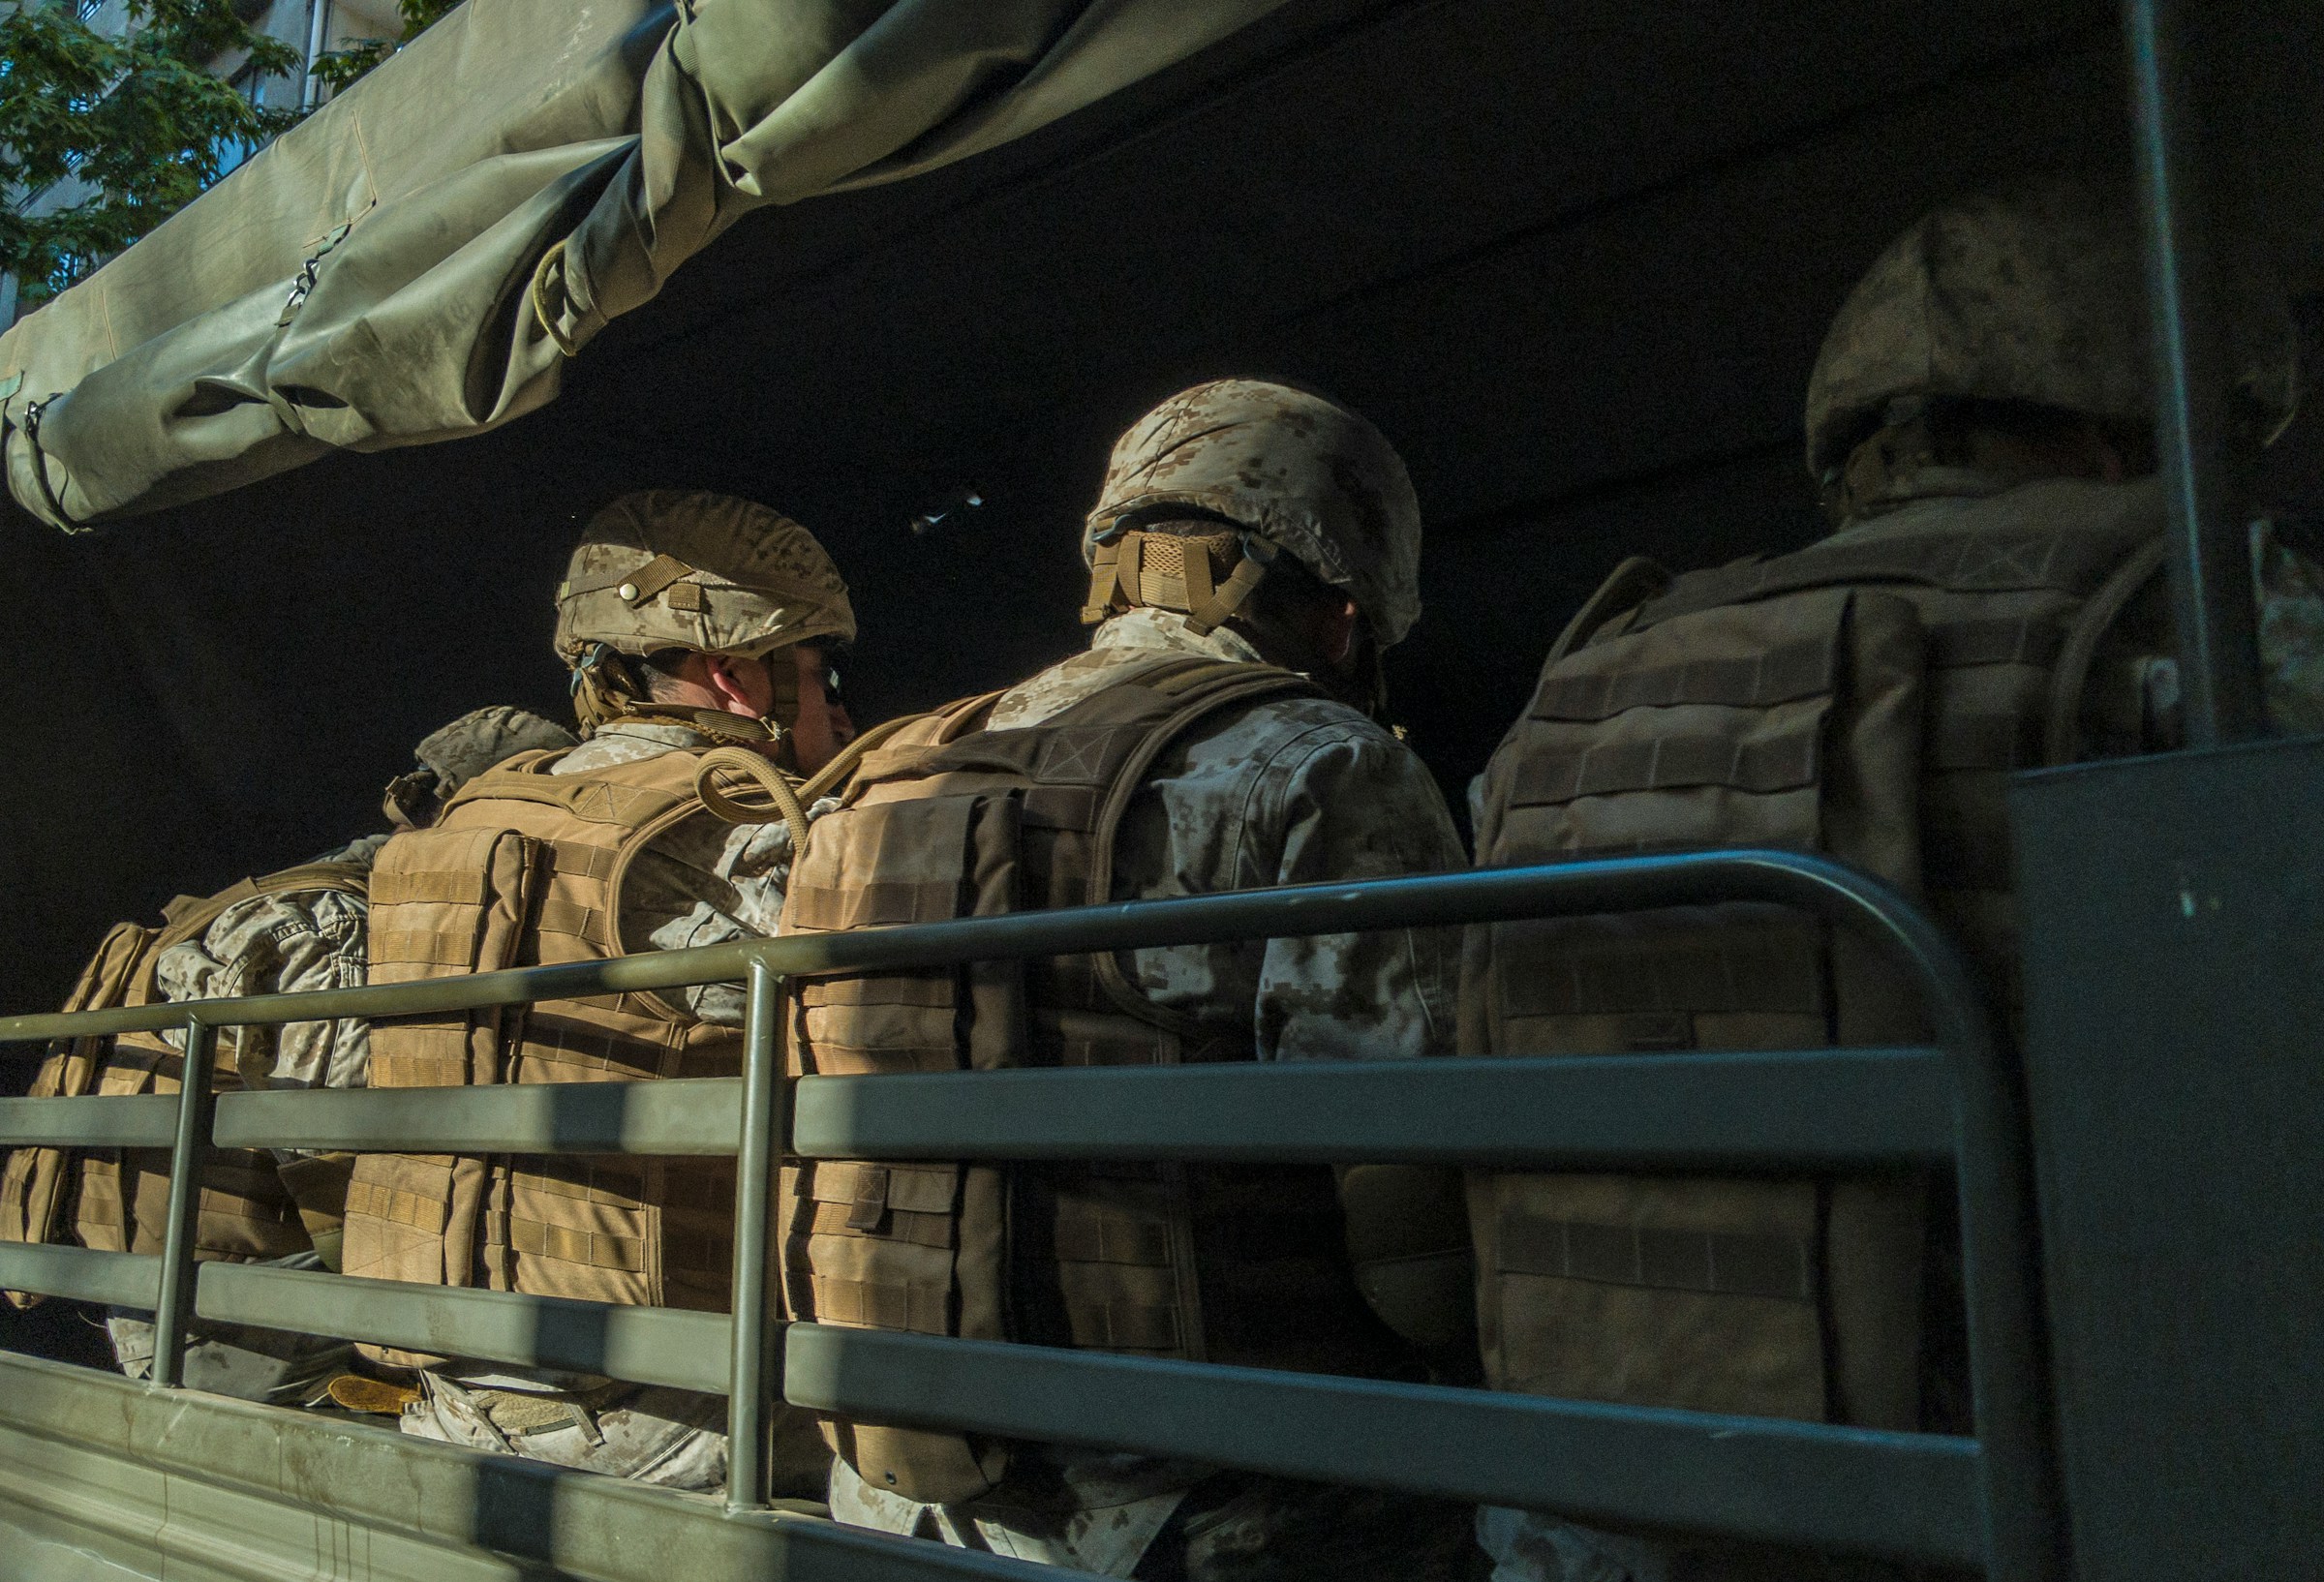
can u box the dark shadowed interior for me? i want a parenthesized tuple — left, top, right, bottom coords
(5, 0, 2319, 1029)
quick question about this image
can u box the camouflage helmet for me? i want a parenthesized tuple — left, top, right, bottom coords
(383, 705, 578, 829)
(1803, 176, 2299, 480)
(553, 490, 855, 663)
(1080, 380, 1423, 647)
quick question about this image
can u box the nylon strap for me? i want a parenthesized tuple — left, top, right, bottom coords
(561, 554, 696, 604)
(1081, 540, 1123, 625)
(1184, 534, 1278, 636)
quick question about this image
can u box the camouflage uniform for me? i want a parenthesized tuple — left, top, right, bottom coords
(103, 708, 575, 1407)
(1478, 178, 2315, 1582)
(822, 382, 1471, 1580)
(386, 494, 853, 1497)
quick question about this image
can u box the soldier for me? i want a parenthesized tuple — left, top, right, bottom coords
(0, 706, 575, 1407)
(783, 380, 1475, 1579)
(1462, 177, 2318, 1581)
(340, 490, 856, 1494)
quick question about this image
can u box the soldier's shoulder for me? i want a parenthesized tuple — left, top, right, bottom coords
(1189, 689, 1428, 782)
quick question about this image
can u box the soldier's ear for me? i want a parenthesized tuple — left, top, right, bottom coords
(1324, 597, 1361, 668)
(701, 652, 774, 719)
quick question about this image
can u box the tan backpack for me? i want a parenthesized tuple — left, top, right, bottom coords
(342, 746, 746, 1349)
(1, 863, 370, 1307)
(782, 654, 1414, 1503)
(1464, 477, 2168, 1428)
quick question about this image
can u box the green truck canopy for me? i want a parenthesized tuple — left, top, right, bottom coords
(0, 0, 1284, 530)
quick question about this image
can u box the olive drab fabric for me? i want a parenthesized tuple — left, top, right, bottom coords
(0, 865, 370, 1308)
(341, 746, 747, 1347)
(0, 1, 1291, 531)
(782, 654, 1409, 1504)
(1463, 476, 2173, 1428)
(1802, 177, 2299, 486)
(1081, 380, 1425, 645)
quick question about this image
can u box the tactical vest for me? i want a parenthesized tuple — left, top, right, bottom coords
(781, 655, 1413, 1503)
(1463, 477, 2169, 1429)
(0, 864, 370, 1307)
(340, 746, 745, 1321)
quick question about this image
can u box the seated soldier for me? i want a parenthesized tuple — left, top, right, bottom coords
(0, 706, 574, 1407)
(341, 491, 857, 1495)
(1463, 176, 2320, 1582)
(786, 380, 1477, 1580)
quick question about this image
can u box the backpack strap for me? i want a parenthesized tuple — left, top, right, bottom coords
(2042, 533, 2171, 765)
(1549, 556, 1673, 662)
(1084, 660, 1324, 1043)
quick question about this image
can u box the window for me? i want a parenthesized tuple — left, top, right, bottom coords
(213, 62, 267, 177)
(46, 254, 89, 296)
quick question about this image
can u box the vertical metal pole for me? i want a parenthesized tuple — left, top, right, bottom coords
(147, 1018, 220, 1390)
(2124, 0, 2266, 746)
(725, 957, 785, 1514)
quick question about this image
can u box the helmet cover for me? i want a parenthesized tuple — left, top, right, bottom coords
(384, 705, 578, 828)
(1082, 380, 1423, 646)
(1804, 176, 2297, 478)
(553, 490, 855, 663)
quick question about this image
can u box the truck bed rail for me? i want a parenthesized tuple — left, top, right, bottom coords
(0, 851, 2056, 1580)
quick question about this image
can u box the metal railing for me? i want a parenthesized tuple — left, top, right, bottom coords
(0, 852, 2057, 1580)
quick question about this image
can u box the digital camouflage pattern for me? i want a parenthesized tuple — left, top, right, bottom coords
(2253, 522, 2324, 737)
(988, 608, 1464, 1063)
(162, 707, 578, 1089)
(1802, 178, 2299, 480)
(554, 490, 856, 662)
(1084, 380, 1425, 645)
(385, 706, 577, 829)
(837, 606, 1467, 1575)
(154, 835, 383, 1093)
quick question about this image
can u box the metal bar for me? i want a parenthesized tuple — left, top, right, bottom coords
(0, 1093, 178, 1147)
(146, 1018, 219, 1389)
(0, 1244, 162, 1310)
(2124, 0, 2265, 745)
(725, 958, 783, 1515)
(782, 1325, 1982, 1567)
(214, 1078, 742, 1155)
(0, 850, 2043, 1576)
(1885, 912, 2062, 1581)
(195, 1264, 731, 1395)
(0, 852, 1976, 1044)
(792, 1048, 1956, 1168)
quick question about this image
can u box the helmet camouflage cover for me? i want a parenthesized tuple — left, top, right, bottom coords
(553, 490, 856, 663)
(383, 705, 578, 828)
(1082, 379, 1423, 647)
(1803, 176, 2298, 480)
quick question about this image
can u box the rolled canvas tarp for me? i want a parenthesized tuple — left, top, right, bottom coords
(0, 0, 1287, 530)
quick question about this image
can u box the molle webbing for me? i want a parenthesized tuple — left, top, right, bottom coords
(1, 863, 371, 1301)
(782, 657, 1401, 1502)
(1466, 493, 2166, 1430)
(343, 746, 742, 1319)
(1, 922, 151, 1305)
(1497, 1211, 1814, 1302)
(1632, 514, 2160, 625)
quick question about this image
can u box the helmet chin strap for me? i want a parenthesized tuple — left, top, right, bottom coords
(567, 641, 805, 770)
